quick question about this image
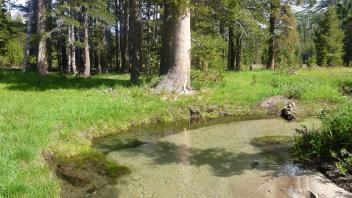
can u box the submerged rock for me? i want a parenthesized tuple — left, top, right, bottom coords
(250, 135, 293, 152)
(278, 163, 306, 177)
(97, 138, 146, 153)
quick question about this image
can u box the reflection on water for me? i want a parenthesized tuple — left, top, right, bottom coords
(96, 118, 319, 198)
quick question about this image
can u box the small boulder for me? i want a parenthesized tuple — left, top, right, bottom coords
(188, 106, 201, 121)
(280, 102, 297, 121)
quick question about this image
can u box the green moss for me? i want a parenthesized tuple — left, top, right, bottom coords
(105, 161, 131, 178)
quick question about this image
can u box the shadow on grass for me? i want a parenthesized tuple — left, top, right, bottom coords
(0, 69, 131, 91)
(116, 141, 288, 177)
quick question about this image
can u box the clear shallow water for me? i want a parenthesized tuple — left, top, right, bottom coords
(97, 118, 319, 198)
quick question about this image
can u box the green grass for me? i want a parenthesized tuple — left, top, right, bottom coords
(1, 67, 352, 197)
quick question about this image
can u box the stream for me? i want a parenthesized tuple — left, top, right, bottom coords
(94, 118, 351, 198)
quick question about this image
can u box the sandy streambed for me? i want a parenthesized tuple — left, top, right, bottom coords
(97, 118, 351, 198)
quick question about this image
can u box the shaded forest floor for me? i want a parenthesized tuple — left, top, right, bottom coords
(1, 67, 352, 197)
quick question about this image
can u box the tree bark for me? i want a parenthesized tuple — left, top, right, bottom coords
(37, 0, 49, 75)
(130, 0, 142, 84)
(155, 3, 192, 93)
(83, 13, 91, 77)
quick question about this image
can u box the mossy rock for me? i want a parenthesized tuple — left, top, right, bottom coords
(97, 138, 146, 153)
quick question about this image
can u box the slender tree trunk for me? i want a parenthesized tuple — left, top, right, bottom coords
(67, 23, 77, 74)
(103, 28, 109, 73)
(120, 0, 129, 73)
(267, 13, 276, 70)
(153, 5, 158, 44)
(83, 13, 91, 77)
(37, 0, 49, 75)
(67, 20, 72, 73)
(57, 40, 62, 71)
(71, 25, 77, 75)
(159, 2, 173, 76)
(23, 0, 33, 72)
(115, 0, 120, 71)
(97, 53, 102, 74)
(61, 36, 68, 72)
(227, 26, 235, 71)
(235, 33, 242, 71)
(119, 0, 124, 72)
(145, 2, 151, 72)
(130, 0, 142, 84)
(155, 3, 192, 93)
(46, 0, 52, 71)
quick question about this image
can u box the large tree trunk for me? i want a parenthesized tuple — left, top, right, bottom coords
(130, 0, 142, 84)
(267, 12, 276, 70)
(155, 3, 192, 93)
(227, 26, 235, 71)
(23, 0, 34, 72)
(83, 13, 91, 77)
(37, 0, 49, 75)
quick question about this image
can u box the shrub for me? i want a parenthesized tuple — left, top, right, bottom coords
(292, 102, 352, 174)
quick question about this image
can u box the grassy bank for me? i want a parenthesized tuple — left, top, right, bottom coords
(1, 67, 352, 197)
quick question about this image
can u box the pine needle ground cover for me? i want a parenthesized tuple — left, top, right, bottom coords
(0, 67, 351, 197)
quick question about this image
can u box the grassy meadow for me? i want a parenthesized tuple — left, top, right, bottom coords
(1, 67, 352, 197)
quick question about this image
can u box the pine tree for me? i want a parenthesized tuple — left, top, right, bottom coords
(0, 0, 10, 55)
(265, 0, 301, 69)
(338, 0, 352, 66)
(344, 17, 352, 66)
(315, 6, 344, 66)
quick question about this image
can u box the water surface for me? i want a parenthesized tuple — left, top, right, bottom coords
(98, 118, 319, 198)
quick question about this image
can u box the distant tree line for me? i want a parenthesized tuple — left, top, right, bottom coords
(0, 0, 351, 91)
(296, 0, 352, 67)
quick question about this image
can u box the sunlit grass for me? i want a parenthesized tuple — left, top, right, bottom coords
(0, 67, 352, 197)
